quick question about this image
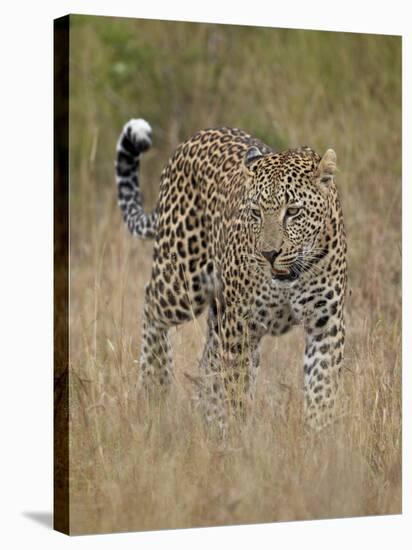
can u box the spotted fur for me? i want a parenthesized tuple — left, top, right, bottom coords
(115, 119, 347, 430)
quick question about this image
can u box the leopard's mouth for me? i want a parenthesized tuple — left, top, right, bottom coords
(271, 267, 299, 282)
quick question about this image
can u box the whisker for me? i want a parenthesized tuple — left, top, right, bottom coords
(294, 257, 323, 277)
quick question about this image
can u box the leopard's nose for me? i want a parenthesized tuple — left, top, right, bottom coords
(261, 249, 280, 265)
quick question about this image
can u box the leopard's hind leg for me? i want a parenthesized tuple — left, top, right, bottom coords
(139, 287, 174, 395)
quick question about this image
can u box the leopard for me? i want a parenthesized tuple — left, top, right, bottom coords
(115, 118, 347, 431)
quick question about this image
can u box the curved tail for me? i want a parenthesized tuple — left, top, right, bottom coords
(115, 118, 158, 239)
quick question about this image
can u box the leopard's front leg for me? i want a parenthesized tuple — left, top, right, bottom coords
(303, 301, 345, 430)
(199, 303, 261, 432)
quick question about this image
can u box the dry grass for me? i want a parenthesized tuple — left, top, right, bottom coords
(66, 16, 401, 534)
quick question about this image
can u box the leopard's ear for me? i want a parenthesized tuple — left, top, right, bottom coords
(316, 149, 337, 188)
(243, 146, 264, 177)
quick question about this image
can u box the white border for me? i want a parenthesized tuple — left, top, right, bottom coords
(0, 1, 409, 548)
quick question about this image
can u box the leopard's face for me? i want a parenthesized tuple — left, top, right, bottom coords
(244, 148, 333, 283)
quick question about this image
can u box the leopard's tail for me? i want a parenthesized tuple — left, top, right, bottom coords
(115, 118, 158, 239)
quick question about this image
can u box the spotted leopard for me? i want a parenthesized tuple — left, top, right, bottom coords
(115, 118, 347, 430)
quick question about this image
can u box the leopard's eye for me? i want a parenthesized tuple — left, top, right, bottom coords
(250, 206, 261, 221)
(286, 206, 300, 217)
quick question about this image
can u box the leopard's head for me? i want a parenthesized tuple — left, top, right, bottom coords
(242, 145, 337, 283)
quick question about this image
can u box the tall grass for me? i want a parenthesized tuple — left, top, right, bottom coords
(67, 15, 401, 534)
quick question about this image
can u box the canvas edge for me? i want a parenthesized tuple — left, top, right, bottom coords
(53, 13, 70, 537)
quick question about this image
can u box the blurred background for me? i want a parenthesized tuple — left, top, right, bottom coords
(68, 15, 401, 534)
